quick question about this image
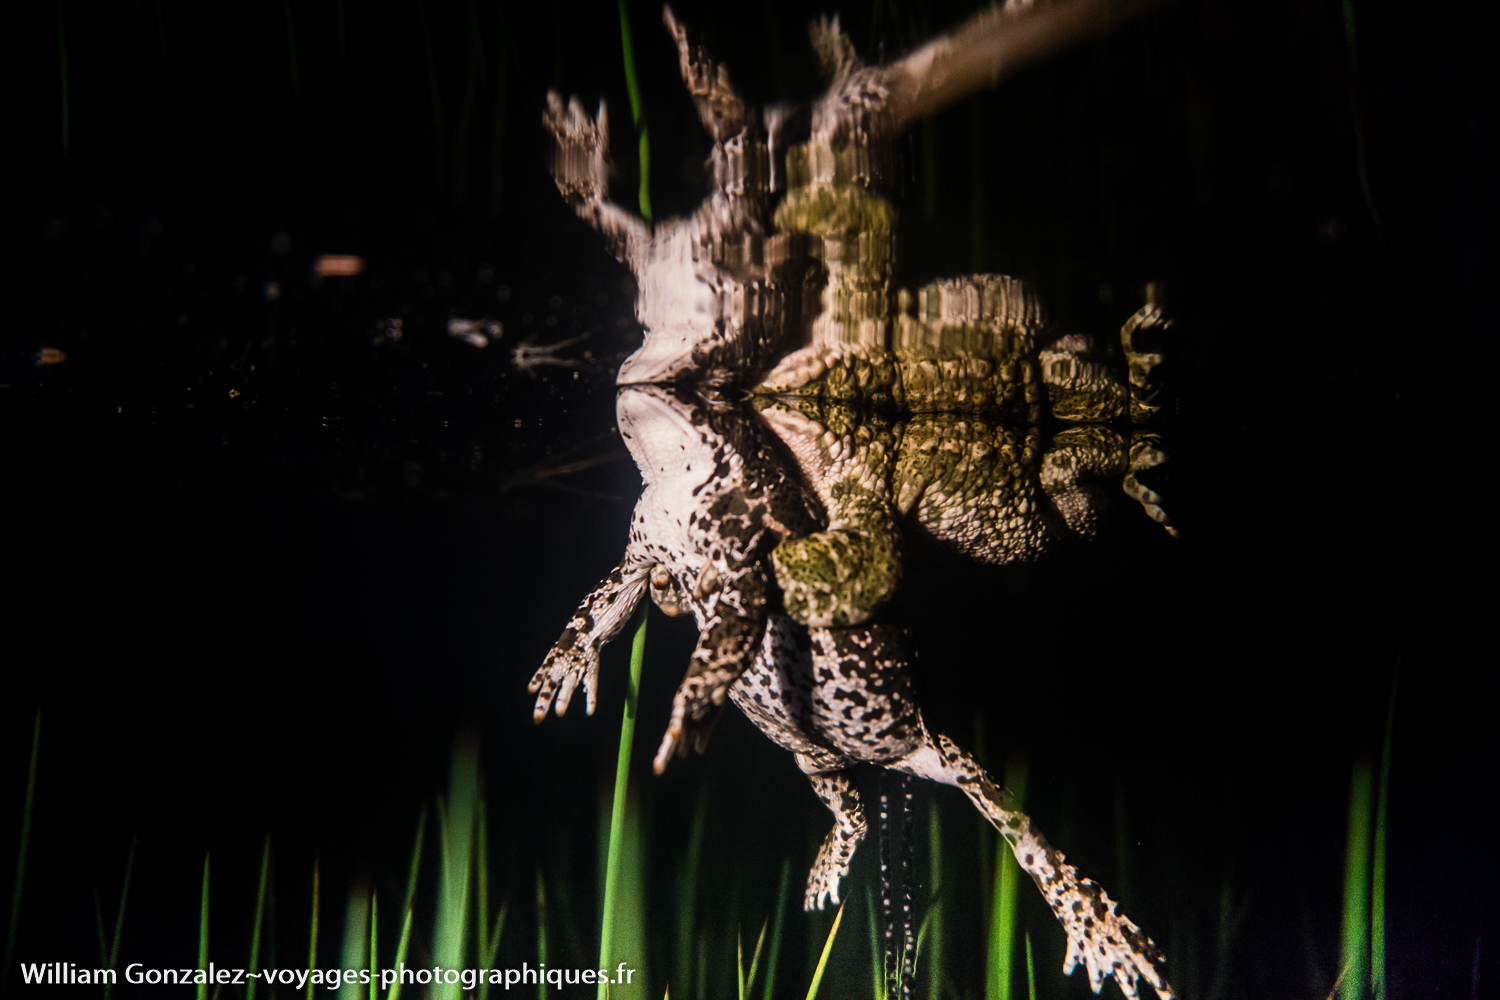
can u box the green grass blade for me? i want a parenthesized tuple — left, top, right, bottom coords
(1025, 931, 1036, 1000)
(536, 871, 549, 1000)
(971, 716, 992, 919)
(738, 926, 745, 1000)
(435, 738, 479, 1000)
(804, 901, 845, 1000)
(1337, 756, 1373, 1000)
(307, 859, 320, 1000)
(478, 786, 489, 946)
(91, 835, 139, 999)
(247, 837, 269, 1000)
(635, 132, 653, 223)
(924, 801, 942, 1000)
(615, 0, 652, 220)
(987, 755, 1027, 1000)
(388, 907, 414, 1000)
(369, 892, 378, 1000)
(912, 907, 928, 988)
(339, 888, 369, 1000)
(478, 902, 508, 1000)
(600, 609, 648, 999)
(864, 889, 883, 1000)
(694, 931, 706, 1000)
(676, 783, 709, 997)
(912, 881, 948, 998)
(477, 792, 493, 1000)
(197, 853, 211, 1000)
(1372, 662, 1399, 1000)
(3, 709, 40, 998)
(744, 917, 767, 1000)
(94, 889, 107, 978)
(489, 901, 508, 961)
(760, 858, 790, 1000)
(387, 810, 425, 1000)
(401, 810, 427, 921)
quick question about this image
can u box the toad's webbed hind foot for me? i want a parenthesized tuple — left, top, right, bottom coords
(892, 726, 1174, 999)
(799, 760, 866, 910)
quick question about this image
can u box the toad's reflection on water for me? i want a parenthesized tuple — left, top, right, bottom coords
(532, 4, 1177, 997)
(752, 273, 1175, 630)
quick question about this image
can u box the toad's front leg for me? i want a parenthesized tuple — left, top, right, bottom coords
(755, 404, 905, 628)
(530, 556, 650, 722)
(652, 562, 772, 772)
(543, 91, 648, 266)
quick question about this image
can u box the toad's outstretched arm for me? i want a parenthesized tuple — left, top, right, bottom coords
(542, 92, 650, 268)
(530, 552, 651, 721)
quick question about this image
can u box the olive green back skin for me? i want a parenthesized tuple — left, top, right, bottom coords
(755, 164, 1170, 629)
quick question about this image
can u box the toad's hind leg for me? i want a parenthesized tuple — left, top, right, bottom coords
(797, 755, 866, 911)
(1121, 283, 1171, 425)
(892, 725, 1174, 1000)
(1119, 285, 1179, 535)
(1124, 431, 1177, 537)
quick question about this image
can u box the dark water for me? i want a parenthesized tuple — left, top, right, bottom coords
(3, 1, 1493, 998)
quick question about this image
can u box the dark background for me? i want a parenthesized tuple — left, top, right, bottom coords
(2, 0, 1494, 997)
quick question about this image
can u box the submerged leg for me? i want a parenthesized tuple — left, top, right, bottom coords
(530, 557, 650, 720)
(1120, 284, 1171, 425)
(1039, 332, 1132, 423)
(1039, 424, 1177, 539)
(892, 725, 1174, 1000)
(1124, 432, 1178, 538)
(662, 6, 750, 143)
(759, 405, 905, 628)
(542, 91, 649, 265)
(1118, 285, 1179, 535)
(798, 755, 866, 911)
(1039, 425, 1128, 539)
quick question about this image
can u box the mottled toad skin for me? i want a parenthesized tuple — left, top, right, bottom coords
(753, 268, 1175, 629)
(533, 8, 1175, 998)
(755, 115, 1173, 629)
(532, 386, 1171, 999)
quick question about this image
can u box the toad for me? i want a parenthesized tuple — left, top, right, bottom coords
(533, 5, 1176, 997)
